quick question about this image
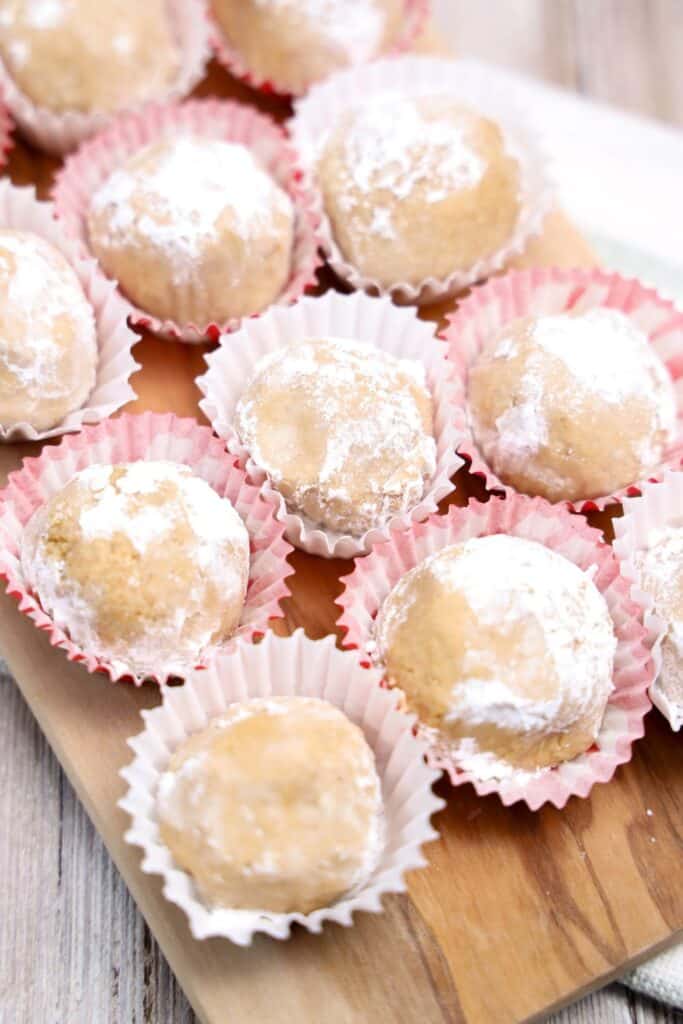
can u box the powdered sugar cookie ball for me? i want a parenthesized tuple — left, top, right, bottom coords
(157, 696, 384, 913)
(0, 229, 97, 431)
(0, 0, 179, 115)
(636, 526, 683, 715)
(21, 461, 250, 677)
(375, 535, 616, 776)
(87, 135, 295, 326)
(212, 0, 402, 94)
(234, 337, 436, 536)
(317, 94, 521, 288)
(468, 309, 677, 503)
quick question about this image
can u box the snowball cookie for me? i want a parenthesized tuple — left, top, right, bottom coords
(21, 461, 250, 676)
(87, 134, 295, 325)
(0, 0, 179, 115)
(375, 535, 617, 776)
(317, 94, 521, 287)
(157, 696, 384, 913)
(212, 0, 402, 94)
(636, 526, 683, 711)
(0, 230, 97, 431)
(468, 309, 677, 503)
(234, 337, 436, 536)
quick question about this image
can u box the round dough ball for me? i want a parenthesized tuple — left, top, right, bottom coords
(468, 309, 677, 503)
(87, 135, 295, 325)
(636, 526, 683, 713)
(375, 534, 616, 775)
(234, 337, 436, 536)
(157, 696, 384, 913)
(0, 229, 97, 431)
(317, 94, 521, 287)
(0, 0, 179, 114)
(21, 461, 250, 676)
(212, 0, 402, 94)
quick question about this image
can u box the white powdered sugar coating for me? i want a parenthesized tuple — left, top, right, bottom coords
(0, 230, 97, 408)
(636, 525, 683, 705)
(157, 697, 384, 902)
(252, 0, 385, 63)
(21, 461, 250, 677)
(486, 309, 677, 464)
(235, 337, 436, 535)
(335, 94, 485, 240)
(89, 135, 294, 281)
(376, 535, 616, 780)
(25, 0, 65, 30)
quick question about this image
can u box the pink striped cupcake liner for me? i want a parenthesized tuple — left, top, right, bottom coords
(210, 0, 430, 98)
(336, 494, 653, 810)
(441, 267, 683, 511)
(0, 0, 210, 155)
(0, 96, 13, 168)
(52, 98, 323, 343)
(290, 56, 552, 306)
(0, 180, 138, 442)
(613, 471, 683, 730)
(196, 291, 464, 558)
(120, 629, 444, 945)
(0, 413, 294, 684)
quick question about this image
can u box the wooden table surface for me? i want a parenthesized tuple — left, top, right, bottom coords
(1, 3, 682, 1023)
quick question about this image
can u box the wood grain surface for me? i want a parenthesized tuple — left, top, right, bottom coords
(1, 4, 682, 1024)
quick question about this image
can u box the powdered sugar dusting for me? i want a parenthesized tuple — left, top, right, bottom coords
(21, 460, 250, 677)
(340, 93, 485, 216)
(89, 135, 294, 280)
(0, 229, 96, 405)
(636, 525, 683, 706)
(252, 0, 385, 63)
(235, 337, 436, 536)
(376, 535, 616, 779)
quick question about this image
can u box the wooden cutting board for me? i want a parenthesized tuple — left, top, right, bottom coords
(1, 35, 681, 1024)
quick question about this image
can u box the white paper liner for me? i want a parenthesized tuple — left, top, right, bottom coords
(0, 180, 138, 442)
(289, 56, 553, 306)
(0, 0, 211, 155)
(52, 97, 323, 344)
(196, 291, 464, 557)
(613, 472, 683, 730)
(0, 413, 294, 684)
(337, 495, 653, 810)
(119, 629, 444, 944)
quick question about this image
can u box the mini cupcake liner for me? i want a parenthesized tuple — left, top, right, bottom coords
(0, 97, 13, 168)
(613, 471, 683, 730)
(210, 0, 430, 98)
(289, 56, 553, 306)
(0, 413, 294, 684)
(442, 267, 683, 511)
(336, 494, 653, 810)
(0, 180, 138, 442)
(0, 0, 211, 155)
(52, 97, 322, 344)
(119, 628, 444, 944)
(196, 291, 464, 558)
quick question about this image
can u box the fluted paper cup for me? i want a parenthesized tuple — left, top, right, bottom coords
(197, 291, 464, 557)
(337, 495, 653, 810)
(0, 0, 210, 155)
(120, 628, 444, 944)
(290, 56, 552, 305)
(0, 413, 294, 683)
(442, 267, 683, 511)
(211, 0, 430, 98)
(0, 180, 138, 442)
(0, 98, 13, 168)
(52, 97, 322, 343)
(613, 472, 683, 730)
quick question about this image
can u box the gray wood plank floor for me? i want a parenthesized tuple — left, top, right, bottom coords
(2, 2, 683, 1021)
